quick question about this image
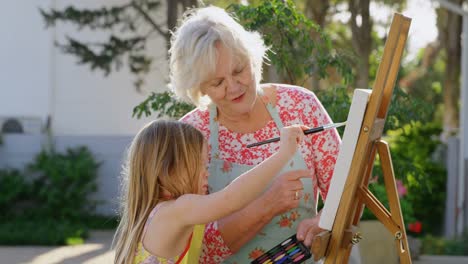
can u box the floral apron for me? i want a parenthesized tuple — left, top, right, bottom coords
(207, 101, 318, 264)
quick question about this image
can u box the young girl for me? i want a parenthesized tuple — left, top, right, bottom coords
(113, 120, 306, 264)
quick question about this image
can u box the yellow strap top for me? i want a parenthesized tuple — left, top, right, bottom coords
(134, 224, 206, 264)
(177, 224, 205, 264)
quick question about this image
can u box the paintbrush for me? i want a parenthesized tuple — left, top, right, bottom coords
(246, 121, 347, 148)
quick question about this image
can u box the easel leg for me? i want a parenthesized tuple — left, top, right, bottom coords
(376, 140, 412, 264)
(333, 140, 413, 263)
(332, 145, 377, 264)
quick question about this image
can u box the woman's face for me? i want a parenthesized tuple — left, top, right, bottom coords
(198, 142, 210, 195)
(200, 42, 257, 117)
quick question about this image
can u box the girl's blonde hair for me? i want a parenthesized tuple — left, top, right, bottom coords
(169, 6, 268, 107)
(112, 120, 205, 264)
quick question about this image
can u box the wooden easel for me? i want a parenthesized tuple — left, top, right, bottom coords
(310, 14, 412, 263)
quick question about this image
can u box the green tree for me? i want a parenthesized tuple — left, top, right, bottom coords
(230, 0, 353, 85)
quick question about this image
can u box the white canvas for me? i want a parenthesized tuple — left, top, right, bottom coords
(319, 89, 371, 230)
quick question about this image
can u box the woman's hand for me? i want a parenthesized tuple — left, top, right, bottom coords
(296, 212, 325, 246)
(260, 169, 311, 217)
(279, 125, 307, 157)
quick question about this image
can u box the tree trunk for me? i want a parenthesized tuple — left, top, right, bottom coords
(166, 0, 178, 51)
(304, 0, 330, 90)
(164, 0, 198, 55)
(437, 1, 462, 138)
(349, 0, 372, 89)
(305, 0, 329, 27)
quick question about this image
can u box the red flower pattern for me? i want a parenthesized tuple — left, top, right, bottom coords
(222, 160, 232, 173)
(277, 214, 292, 228)
(200, 222, 233, 263)
(248, 247, 266, 260)
(289, 210, 301, 221)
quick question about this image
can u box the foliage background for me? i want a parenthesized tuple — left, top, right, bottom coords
(0, 147, 116, 245)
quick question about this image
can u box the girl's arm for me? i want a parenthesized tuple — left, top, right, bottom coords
(173, 125, 307, 226)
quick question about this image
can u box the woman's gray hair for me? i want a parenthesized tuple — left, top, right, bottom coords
(168, 6, 268, 107)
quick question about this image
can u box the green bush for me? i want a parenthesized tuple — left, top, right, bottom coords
(0, 169, 31, 216)
(386, 122, 446, 235)
(422, 233, 468, 256)
(28, 146, 100, 220)
(0, 146, 106, 245)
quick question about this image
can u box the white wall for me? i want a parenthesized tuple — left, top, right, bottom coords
(0, 0, 52, 123)
(0, 0, 167, 136)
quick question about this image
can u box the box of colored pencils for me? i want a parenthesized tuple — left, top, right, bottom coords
(251, 234, 311, 264)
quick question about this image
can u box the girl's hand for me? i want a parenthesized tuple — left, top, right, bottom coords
(279, 125, 307, 156)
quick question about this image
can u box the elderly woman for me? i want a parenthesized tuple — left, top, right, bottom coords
(171, 6, 345, 264)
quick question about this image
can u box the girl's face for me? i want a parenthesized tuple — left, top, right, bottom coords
(200, 43, 257, 117)
(198, 143, 210, 195)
